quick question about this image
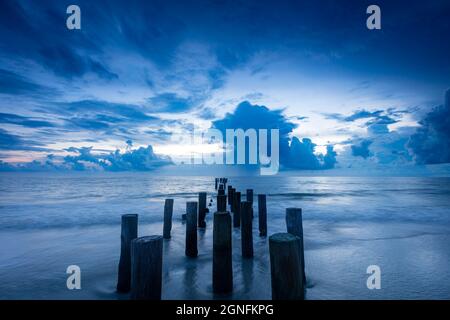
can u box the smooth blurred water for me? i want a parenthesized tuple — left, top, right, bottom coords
(0, 173, 450, 299)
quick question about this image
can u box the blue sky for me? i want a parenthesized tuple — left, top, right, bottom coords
(0, 0, 449, 174)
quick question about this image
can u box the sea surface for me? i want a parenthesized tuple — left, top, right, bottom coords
(1, 173, 450, 299)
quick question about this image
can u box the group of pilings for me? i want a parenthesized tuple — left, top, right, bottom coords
(116, 178, 306, 300)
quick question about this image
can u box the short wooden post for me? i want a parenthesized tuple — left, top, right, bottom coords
(130, 235, 163, 300)
(258, 194, 267, 237)
(198, 192, 207, 228)
(163, 199, 174, 239)
(185, 202, 198, 257)
(269, 233, 304, 300)
(286, 208, 306, 284)
(215, 178, 218, 190)
(117, 214, 138, 292)
(233, 192, 241, 228)
(217, 194, 227, 212)
(240, 201, 253, 258)
(213, 211, 233, 293)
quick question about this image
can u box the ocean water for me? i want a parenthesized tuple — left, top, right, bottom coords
(0, 172, 450, 299)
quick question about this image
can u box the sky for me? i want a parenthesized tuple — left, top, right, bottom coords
(0, 0, 450, 174)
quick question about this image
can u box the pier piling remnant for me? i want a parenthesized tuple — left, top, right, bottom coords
(163, 199, 174, 239)
(258, 194, 267, 237)
(227, 186, 233, 205)
(230, 188, 235, 208)
(240, 201, 254, 258)
(215, 178, 218, 190)
(285, 208, 306, 284)
(117, 214, 138, 292)
(218, 187, 225, 196)
(130, 235, 163, 300)
(198, 192, 207, 228)
(246, 189, 254, 204)
(185, 202, 198, 257)
(269, 233, 304, 300)
(246, 189, 254, 218)
(213, 211, 233, 293)
(233, 191, 241, 228)
(217, 194, 227, 212)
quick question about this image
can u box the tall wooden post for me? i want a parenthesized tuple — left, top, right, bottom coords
(240, 201, 253, 258)
(163, 199, 174, 239)
(117, 214, 138, 292)
(213, 211, 233, 293)
(258, 194, 267, 237)
(198, 192, 207, 228)
(217, 194, 227, 212)
(233, 191, 241, 228)
(186, 202, 198, 257)
(286, 208, 306, 284)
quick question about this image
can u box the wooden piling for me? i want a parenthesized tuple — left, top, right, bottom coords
(233, 191, 241, 228)
(269, 233, 304, 300)
(230, 188, 235, 207)
(215, 178, 218, 190)
(258, 194, 267, 237)
(218, 188, 225, 196)
(185, 202, 198, 257)
(286, 208, 306, 284)
(130, 235, 163, 300)
(246, 189, 253, 204)
(163, 199, 174, 239)
(240, 201, 253, 258)
(217, 194, 227, 212)
(117, 214, 138, 292)
(213, 211, 233, 293)
(198, 192, 207, 228)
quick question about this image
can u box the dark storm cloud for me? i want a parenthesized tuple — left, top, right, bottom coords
(351, 140, 373, 159)
(212, 101, 337, 170)
(408, 90, 450, 165)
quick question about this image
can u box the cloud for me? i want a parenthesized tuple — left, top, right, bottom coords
(0, 69, 53, 96)
(351, 140, 373, 159)
(0, 113, 55, 128)
(408, 89, 450, 165)
(0, 128, 51, 152)
(148, 93, 192, 113)
(212, 101, 337, 170)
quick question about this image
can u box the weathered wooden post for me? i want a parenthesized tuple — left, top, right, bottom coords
(130, 235, 163, 300)
(229, 188, 235, 208)
(227, 186, 233, 205)
(286, 208, 306, 284)
(233, 191, 241, 228)
(186, 202, 198, 257)
(227, 185, 232, 196)
(246, 189, 254, 218)
(198, 192, 207, 228)
(117, 214, 138, 292)
(217, 194, 227, 212)
(163, 199, 174, 239)
(269, 233, 304, 300)
(258, 194, 267, 237)
(215, 178, 218, 190)
(246, 189, 253, 204)
(218, 188, 225, 196)
(240, 201, 253, 258)
(213, 211, 233, 293)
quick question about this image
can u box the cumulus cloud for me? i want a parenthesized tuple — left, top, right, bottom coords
(212, 101, 337, 170)
(351, 140, 373, 159)
(62, 145, 172, 171)
(408, 89, 450, 165)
